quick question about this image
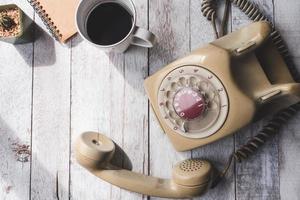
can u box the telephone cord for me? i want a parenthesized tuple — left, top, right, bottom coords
(200, 0, 300, 188)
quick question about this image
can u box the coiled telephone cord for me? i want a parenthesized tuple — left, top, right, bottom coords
(200, 0, 300, 187)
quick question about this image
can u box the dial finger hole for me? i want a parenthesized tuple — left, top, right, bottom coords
(168, 111, 179, 119)
(166, 101, 173, 110)
(166, 91, 171, 98)
(178, 77, 186, 86)
(171, 82, 179, 90)
(186, 78, 190, 86)
(175, 119, 182, 126)
(208, 101, 219, 110)
(198, 81, 208, 91)
(207, 91, 216, 100)
(189, 76, 197, 86)
(166, 91, 174, 99)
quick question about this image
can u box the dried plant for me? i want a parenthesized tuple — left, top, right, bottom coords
(0, 13, 16, 30)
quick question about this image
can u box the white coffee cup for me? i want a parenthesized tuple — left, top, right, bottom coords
(76, 0, 156, 53)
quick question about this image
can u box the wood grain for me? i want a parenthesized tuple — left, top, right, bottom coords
(30, 12, 71, 200)
(122, 1, 149, 200)
(110, 0, 149, 199)
(274, 1, 300, 199)
(232, 0, 280, 199)
(0, 1, 33, 200)
(190, 1, 235, 199)
(148, 1, 191, 200)
(0, 0, 299, 199)
(70, 36, 112, 200)
(70, 0, 148, 199)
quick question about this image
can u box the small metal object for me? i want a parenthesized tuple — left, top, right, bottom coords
(181, 121, 189, 133)
(235, 41, 256, 54)
(259, 90, 281, 102)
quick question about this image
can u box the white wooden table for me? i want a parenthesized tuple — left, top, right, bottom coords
(1, 0, 300, 199)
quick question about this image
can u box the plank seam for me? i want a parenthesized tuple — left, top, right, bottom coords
(68, 37, 73, 200)
(29, 9, 36, 200)
(147, 0, 151, 200)
(272, 1, 281, 199)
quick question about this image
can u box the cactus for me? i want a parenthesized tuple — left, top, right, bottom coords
(0, 4, 33, 44)
(0, 13, 15, 30)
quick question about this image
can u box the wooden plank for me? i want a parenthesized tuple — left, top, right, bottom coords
(30, 14, 71, 200)
(106, 51, 126, 200)
(274, 1, 300, 199)
(70, 37, 112, 200)
(190, 1, 235, 199)
(232, 1, 280, 199)
(121, 0, 149, 199)
(108, 0, 149, 199)
(0, 1, 33, 200)
(70, 0, 148, 199)
(148, 1, 191, 200)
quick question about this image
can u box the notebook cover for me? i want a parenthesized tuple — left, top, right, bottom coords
(37, 0, 80, 43)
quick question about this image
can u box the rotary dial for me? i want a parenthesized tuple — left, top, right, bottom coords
(173, 87, 206, 120)
(157, 65, 229, 139)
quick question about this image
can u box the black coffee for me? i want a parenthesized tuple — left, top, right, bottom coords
(86, 2, 133, 45)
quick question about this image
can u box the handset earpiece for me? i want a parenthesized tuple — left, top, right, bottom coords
(75, 132, 215, 199)
(75, 132, 115, 169)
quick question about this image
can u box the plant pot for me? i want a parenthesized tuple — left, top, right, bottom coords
(0, 4, 34, 44)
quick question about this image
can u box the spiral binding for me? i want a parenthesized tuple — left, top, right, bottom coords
(27, 0, 62, 41)
(200, 0, 300, 187)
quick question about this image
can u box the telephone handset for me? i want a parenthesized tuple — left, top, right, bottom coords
(75, 132, 214, 199)
(144, 21, 300, 151)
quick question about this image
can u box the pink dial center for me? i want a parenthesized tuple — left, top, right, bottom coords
(173, 87, 206, 120)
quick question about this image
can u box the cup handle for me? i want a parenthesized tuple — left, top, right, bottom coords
(131, 27, 156, 48)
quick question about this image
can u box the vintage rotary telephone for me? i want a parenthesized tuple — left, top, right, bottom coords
(144, 21, 300, 151)
(75, 0, 300, 199)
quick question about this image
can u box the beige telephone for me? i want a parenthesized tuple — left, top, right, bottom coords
(75, 21, 300, 199)
(145, 21, 300, 151)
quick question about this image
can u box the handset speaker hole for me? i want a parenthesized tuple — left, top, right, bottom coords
(92, 139, 101, 146)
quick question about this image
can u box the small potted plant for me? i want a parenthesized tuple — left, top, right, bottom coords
(0, 4, 33, 44)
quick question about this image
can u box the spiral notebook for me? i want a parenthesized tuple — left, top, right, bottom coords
(28, 0, 80, 43)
